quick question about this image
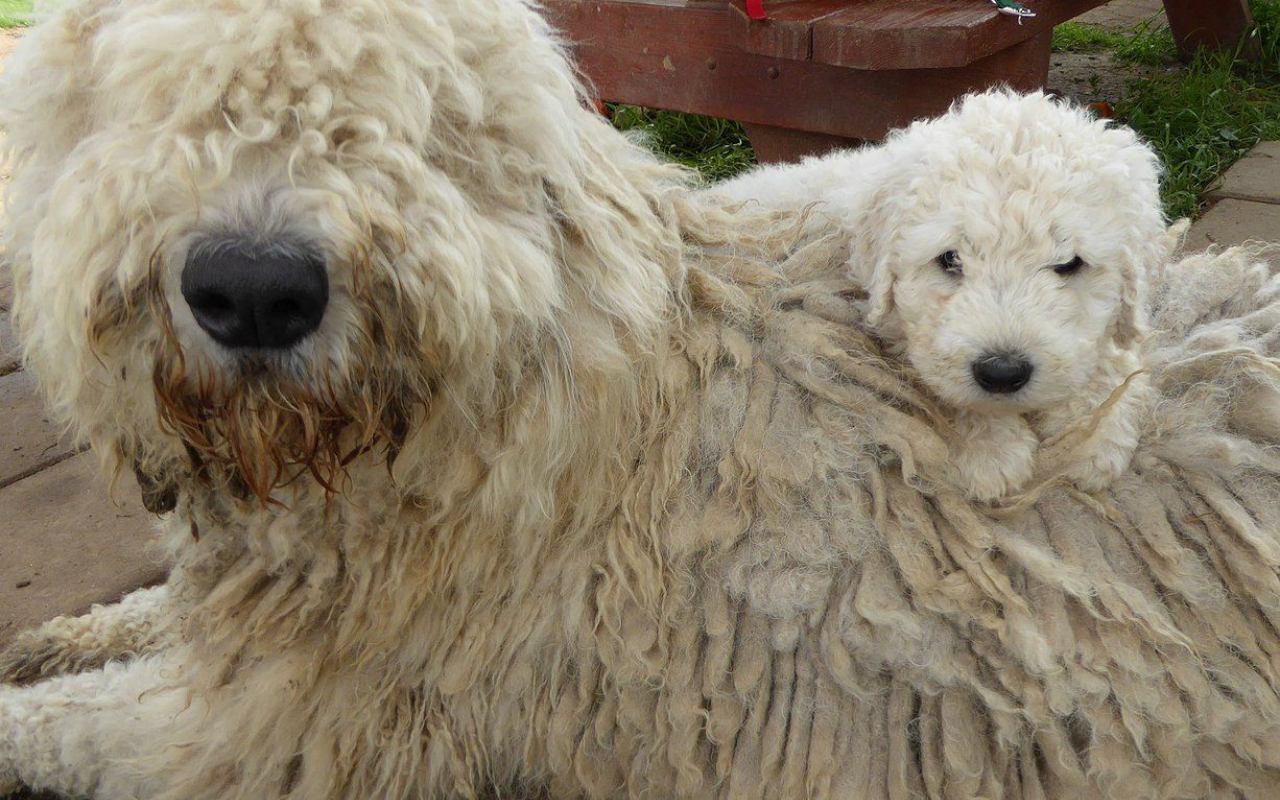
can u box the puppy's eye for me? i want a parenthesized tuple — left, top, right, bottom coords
(935, 250, 962, 275)
(1053, 256, 1085, 276)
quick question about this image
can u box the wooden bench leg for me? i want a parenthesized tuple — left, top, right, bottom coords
(744, 125, 861, 163)
(1162, 0, 1259, 61)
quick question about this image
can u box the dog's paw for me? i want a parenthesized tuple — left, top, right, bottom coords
(0, 629, 68, 686)
(1059, 402, 1145, 494)
(0, 760, 19, 797)
(1061, 441, 1135, 494)
(956, 453, 1035, 501)
(0, 626, 103, 688)
(950, 415, 1038, 501)
(1, 587, 170, 688)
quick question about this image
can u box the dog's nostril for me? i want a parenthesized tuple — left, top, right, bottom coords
(270, 298, 302, 318)
(190, 291, 235, 316)
(972, 353, 1034, 394)
(181, 244, 328, 350)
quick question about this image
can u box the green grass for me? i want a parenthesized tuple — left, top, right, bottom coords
(608, 105, 756, 182)
(0, 0, 32, 29)
(1111, 1, 1280, 218)
(1051, 21, 1129, 53)
(614, 0, 1280, 220)
(1052, 19, 1178, 65)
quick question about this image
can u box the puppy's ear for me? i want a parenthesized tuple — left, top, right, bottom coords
(848, 183, 901, 330)
(1113, 227, 1173, 347)
(1112, 247, 1149, 348)
(1104, 128, 1166, 349)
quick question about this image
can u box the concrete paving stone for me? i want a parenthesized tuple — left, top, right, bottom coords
(0, 311, 17, 375)
(0, 453, 166, 649)
(1182, 198, 1280, 252)
(0, 265, 11, 311)
(1209, 141, 1280, 205)
(0, 368, 77, 487)
(1077, 0, 1166, 31)
(0, 30, 19, 69)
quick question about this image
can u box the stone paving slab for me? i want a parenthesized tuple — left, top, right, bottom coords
(1209, 141, 1280, 205)
(0, 311, 17, 375)
(1183, 197, 1280, 252)
(0, 453, 166, 649)
(0, 369, 77, 489)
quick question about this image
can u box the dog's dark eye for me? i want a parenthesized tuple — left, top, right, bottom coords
(1053, 256, 1085, 276)
(935, 250, 962, 276)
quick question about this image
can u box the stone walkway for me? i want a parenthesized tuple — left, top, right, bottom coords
(1, 5, 1279, 650)
(0, 290, 164, 649)
(1184, 142, 1280, 251)
(0, 27, 165, 651)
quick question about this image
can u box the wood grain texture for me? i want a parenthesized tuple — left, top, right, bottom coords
(809, 0, 1109, 69)
(721, 0, 1111, 68)
(543, 0, 1054, 143)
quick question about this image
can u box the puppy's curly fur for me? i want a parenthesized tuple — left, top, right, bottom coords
(711, 92, 1168, 501)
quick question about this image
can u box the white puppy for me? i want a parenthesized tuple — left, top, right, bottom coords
(711, 91, 1168, 500)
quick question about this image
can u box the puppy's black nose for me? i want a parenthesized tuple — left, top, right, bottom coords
(972, 352, 1034, 394)
(181, 246, 328, 350)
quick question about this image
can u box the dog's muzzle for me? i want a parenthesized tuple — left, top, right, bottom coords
(181, 242, 328, 350)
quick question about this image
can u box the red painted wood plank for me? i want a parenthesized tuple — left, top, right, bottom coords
(727, 0, 850, 60)
(548, 0, 1109, 70)
(744, 123, 861, 162)
(811, 0, 1109, 69)
(542, 0, 1054, 140)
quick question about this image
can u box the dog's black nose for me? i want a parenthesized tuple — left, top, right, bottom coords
(972, 353, 1034, 394)
(181, 245, 328, 350)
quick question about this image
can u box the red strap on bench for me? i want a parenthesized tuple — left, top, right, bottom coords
(746, 0, 767, 20)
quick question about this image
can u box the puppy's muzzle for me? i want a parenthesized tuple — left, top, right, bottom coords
(972, 352, 1034, 394)
(181, 242, 328, 350)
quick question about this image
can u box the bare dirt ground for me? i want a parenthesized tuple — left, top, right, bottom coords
(1048, 52, 1162, 106)
(1047, 0, 1173, 107)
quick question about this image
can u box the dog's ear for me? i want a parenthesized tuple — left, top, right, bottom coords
(1112, 247, 1149, 348)
(1113, 226, 1173, 347)
(847, 183, 902, 330)
(1104, 127, 1166, 349)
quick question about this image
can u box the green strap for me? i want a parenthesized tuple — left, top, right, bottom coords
(991, 0, 1036, 21)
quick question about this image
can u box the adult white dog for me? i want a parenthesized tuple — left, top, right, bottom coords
(709, 91, 1164, 501)
(4, 1, 1280, 799)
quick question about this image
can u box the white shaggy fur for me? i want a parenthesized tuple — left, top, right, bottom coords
(5, 2, 1280, 799)
(709, 92, 1166, 501)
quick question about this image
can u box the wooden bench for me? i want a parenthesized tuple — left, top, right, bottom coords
(540, 0, 1259, 161)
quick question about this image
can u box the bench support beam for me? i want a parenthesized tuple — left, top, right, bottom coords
(744, 125, 861, 163)
(1162, 0, 1259, 61)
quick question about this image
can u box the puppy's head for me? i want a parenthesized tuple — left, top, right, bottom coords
(854, 90, 1166, 413)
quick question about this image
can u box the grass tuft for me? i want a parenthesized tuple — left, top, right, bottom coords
(1052, 21, 1128, 53)
(0, 0, 32, 29)
(1113, 1, 1280, 218)
(607, 105, 756, 182)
